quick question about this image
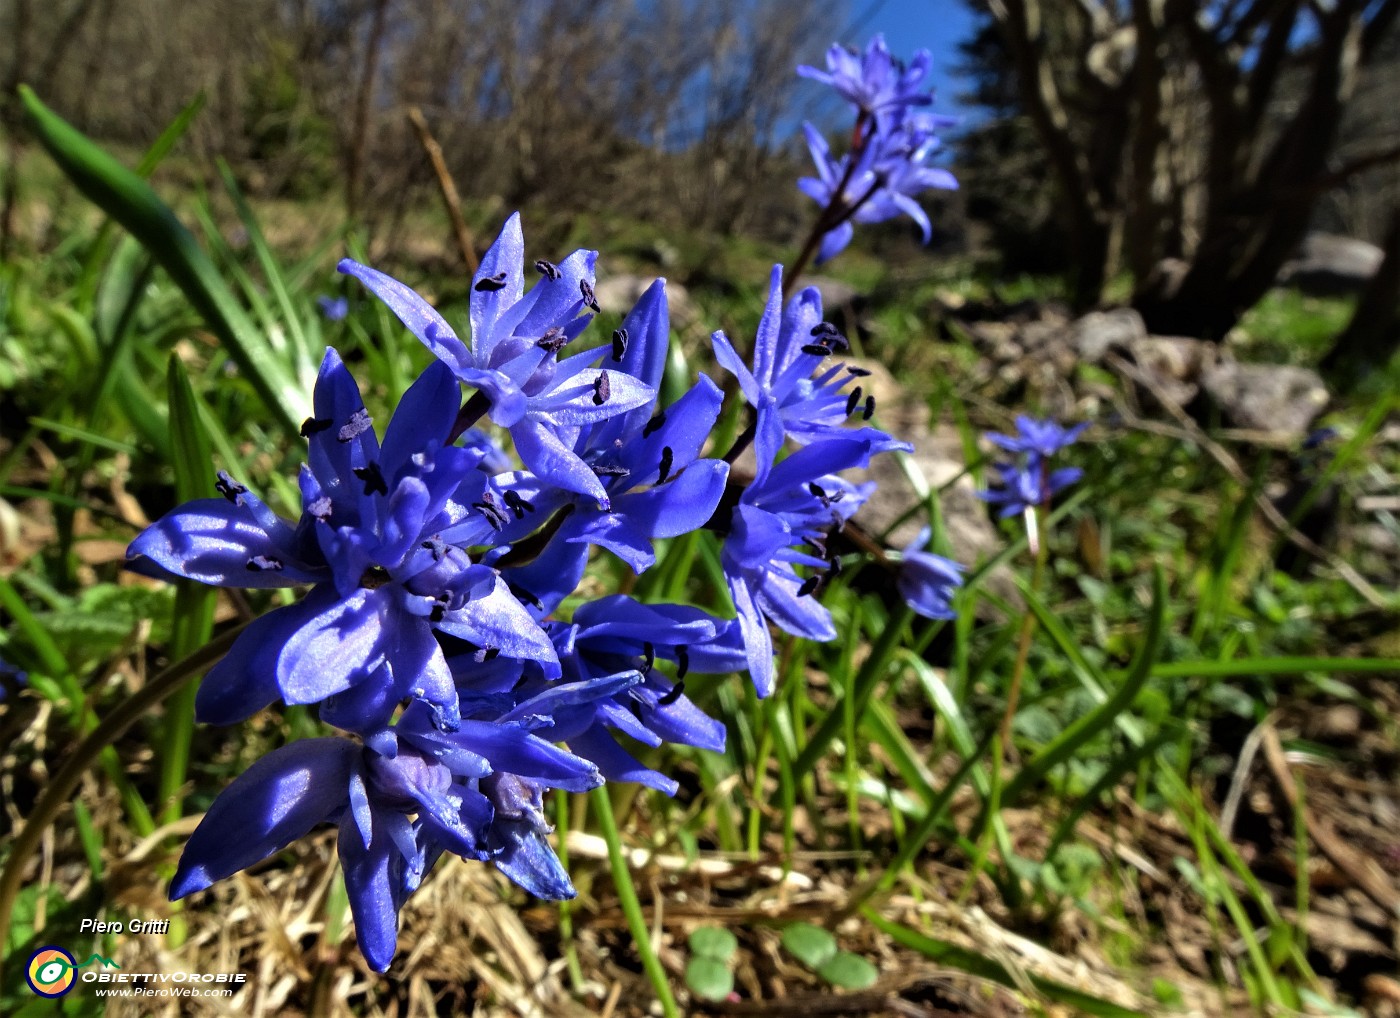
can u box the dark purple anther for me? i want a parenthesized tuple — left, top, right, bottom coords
(592, 371, 611, 406)
(503, 489, 535, 519)
(308, 496, 333, 520)
(537, 327, 569, 352)
(300, 416, 333, 437)
(863, 395, 876, 420)
(797, 574, 820, 597)
(534, 259, 561, 281)
(845, 386, 862, 417)
(580, 279, 600, 314)
(658, 681, 684, 706)
(642, 411, 665, 437)
(353, 461, 388, 496)
(474, 271, 508, 292)
(214, 471, 247, 503)
(801, 343, 830, 357)
(657, 446, 674, 483)
(611, 328, 628, 361)
(675, 645, 690, 680)
(338, 407, 373, 443)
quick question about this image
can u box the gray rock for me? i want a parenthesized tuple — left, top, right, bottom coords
(1069, 308, 1147, 363)
(805, 275, 859, 310)
(1124, 335, 1216, 407)
(1201, 361, 1330, 437)
(592, 273, 699, 331)
(1278, 233, 1384, 296)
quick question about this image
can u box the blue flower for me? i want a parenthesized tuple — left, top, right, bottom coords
(797, 35, 935, 122)
(473, 279, 731, 574)
(170, 714, 601, 972)
(317, 295, 349, 322)
(712, 266, 909, 480)
(896, 528, 964, 620)
(799, 113, 958, 263)
(986, 416, 1087, 459)
(977, 416, 1085, 518)
(339, 214, 655, 509)
(499, 595, 737, 794)
(0, 655, 26, 703)
(127, 348, 558, 734)
(722, 437, 874, 696)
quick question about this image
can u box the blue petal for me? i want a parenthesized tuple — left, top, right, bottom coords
(276, 588, 391, 705)
(498, 536, 588, 618)
(489, 818, 576, 899)
(455, 720, 602, 791)
(727, 575, 775, 698)
(170, 738, 357, 899)
(567, 726, 678, 795)
(816, 222, 855, 264)
(337, 262, 473, 376)
(338, 810, 405, 972)
(309, 349, 381, 532)
(529, 368, 655, 427)
(590, 279, 669, 448)
(435, 575, 562, 678)
(128, 498, 320, 589)
(609, 459, 729, 542)
(511, 420, 609, 507)
(751, 265, 785, 386)
(470, 213, 525, 360)
(378, 361, 462, 485)
(196, 591, 335, 725)
(615, 375, 724, 486)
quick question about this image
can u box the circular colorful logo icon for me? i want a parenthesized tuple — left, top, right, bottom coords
(26, 946, 77, 997)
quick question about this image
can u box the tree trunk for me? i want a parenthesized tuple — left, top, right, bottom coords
(1318, 209, 1400, 388)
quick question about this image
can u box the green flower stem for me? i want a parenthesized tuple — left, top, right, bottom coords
(589, 787, 679, 1018)
(0, 622, 247, 991)
(997, 505, 1049, 753)
(792, 604, 915, 778)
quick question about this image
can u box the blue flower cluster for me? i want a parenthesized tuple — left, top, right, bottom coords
(126, 214, 956, 971)
(797, 35, 959, 263)
(978, 416, 1086, 518)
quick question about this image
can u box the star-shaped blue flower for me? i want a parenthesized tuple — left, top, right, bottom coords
(339, 214, 655, 508)
(127, 348, 558, 734)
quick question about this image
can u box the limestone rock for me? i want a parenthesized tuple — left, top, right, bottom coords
(1278, 233, 1384, 296)
(1201, 361, 1330, 438)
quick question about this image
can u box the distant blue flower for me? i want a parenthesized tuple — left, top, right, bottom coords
(799, 113, 958, 263)
(978, 416, 1084, 518)
(317, 295, 349, 322)
(986, 416, 1087, 460)
(712, 266, 909, 480)
(127, 348, 558, 734)
(896, 528, 964, 620)
(339, 214, 655, 509)
(0, 655, 26, 703)
(797, 35, 934, 122)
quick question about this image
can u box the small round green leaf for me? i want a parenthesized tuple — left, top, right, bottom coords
(817, 950, 878, 990)
(688, 925, 738, 961)
(685, 956, 734, 1001)
(780, 922, 837, 969)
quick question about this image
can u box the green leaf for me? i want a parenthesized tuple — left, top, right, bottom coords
(688, 926, 738, 962)
(817, 951, 878, 990)
(781, 922, 836, 969)
(684, 957, 734, 1001)
(19, 86, 304, 438)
